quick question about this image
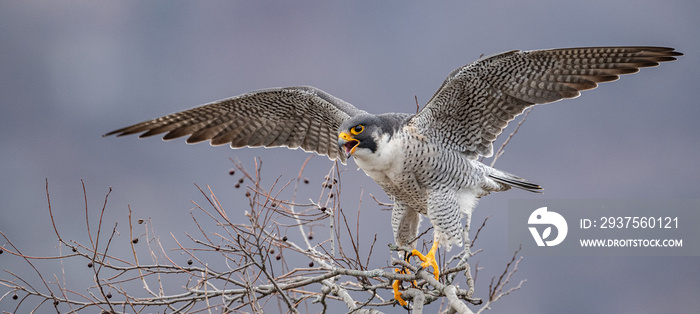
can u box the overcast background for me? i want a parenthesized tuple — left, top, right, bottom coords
(1, 1, 698, 313)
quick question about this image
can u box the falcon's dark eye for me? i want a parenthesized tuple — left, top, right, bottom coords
(351, 125, 364, 135)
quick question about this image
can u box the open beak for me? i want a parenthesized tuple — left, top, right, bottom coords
(338, 132, 360, 158)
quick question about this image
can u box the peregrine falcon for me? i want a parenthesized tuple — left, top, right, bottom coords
(105, 46, 681, 306)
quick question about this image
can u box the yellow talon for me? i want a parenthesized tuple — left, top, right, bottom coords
(410, 240, 440, 280)
(393, 269, 408, 306)
(393, 240, 440, 306)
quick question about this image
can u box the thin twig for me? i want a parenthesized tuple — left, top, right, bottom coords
(489, 107, 533, 167)
(1, 159, 523, 313)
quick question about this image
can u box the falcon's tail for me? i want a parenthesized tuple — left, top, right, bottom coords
(488, 170, 543, 193)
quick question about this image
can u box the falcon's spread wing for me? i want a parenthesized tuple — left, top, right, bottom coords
(104, 86, 366, 161)
(410, 46, 682, 159)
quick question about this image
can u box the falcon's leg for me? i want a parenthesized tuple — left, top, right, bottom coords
(390, 203, 421, 307)
(393, 253, 420, 307)
(392, 268, 408, 307)
(417, 188, 465, 281)
(410, 236, 440, 280)
(393, 238, 440, 307)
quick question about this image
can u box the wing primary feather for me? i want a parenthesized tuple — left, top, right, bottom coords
(411, 46, 681, 159)
(104, 86, 365, 161)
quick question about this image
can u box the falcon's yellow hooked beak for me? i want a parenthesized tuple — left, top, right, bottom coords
(338, 132, 360, 158)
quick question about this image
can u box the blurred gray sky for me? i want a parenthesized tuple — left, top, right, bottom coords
(1, 1, 698, 313)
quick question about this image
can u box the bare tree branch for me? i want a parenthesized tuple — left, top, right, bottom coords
(1, 157, 527, 312)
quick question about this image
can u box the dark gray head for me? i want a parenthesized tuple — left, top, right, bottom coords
(337, 113, 410, 158)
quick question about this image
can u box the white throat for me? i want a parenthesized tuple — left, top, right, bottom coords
(351, 133, 400, 173)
